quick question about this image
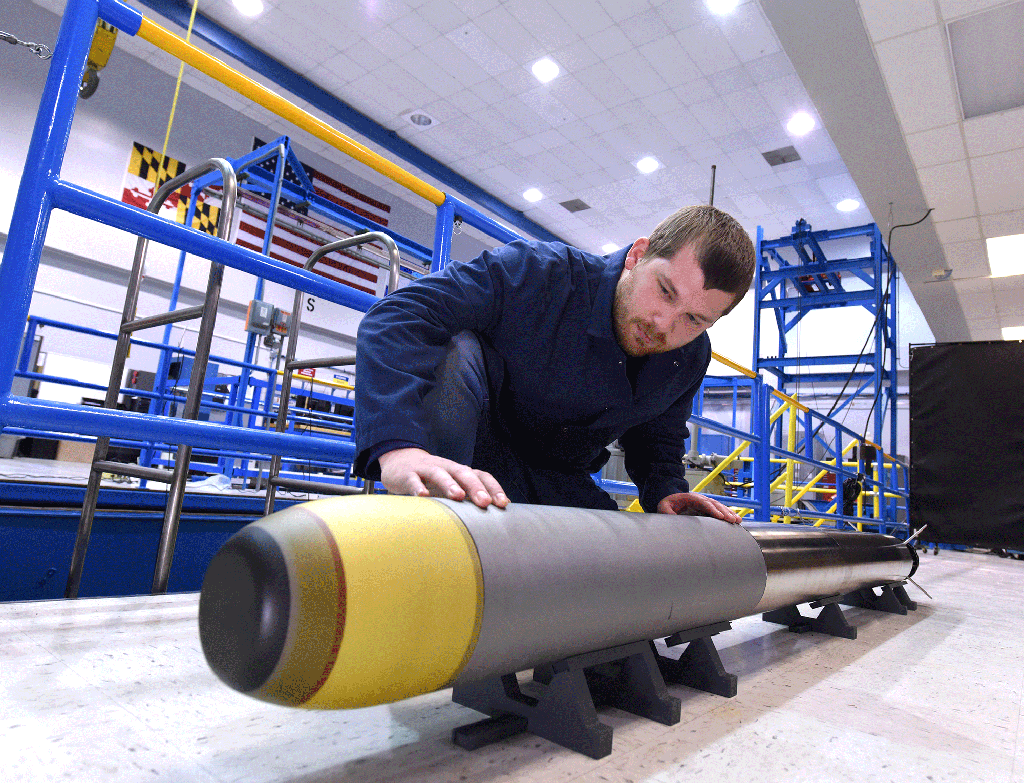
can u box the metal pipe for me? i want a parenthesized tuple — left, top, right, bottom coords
(285, 355, 357, 371)
(121, 304, 204, 333)
(197, 497, 917, 710)
(152, 159, 238, 595)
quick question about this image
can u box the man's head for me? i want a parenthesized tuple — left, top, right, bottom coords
(612, 205, 755, 357)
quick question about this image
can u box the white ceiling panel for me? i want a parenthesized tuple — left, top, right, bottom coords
(859, 0, 938, 41)
(905, 123, 967, 169)
(873, 25, 960, 135)
(970, 147, 1024, 214)
(917, 160, 977, 221)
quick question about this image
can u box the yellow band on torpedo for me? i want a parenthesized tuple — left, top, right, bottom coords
(300, 495, 483, 708)
(135, 18, 446, 207)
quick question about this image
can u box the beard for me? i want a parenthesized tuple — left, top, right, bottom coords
(613, 280, 665, 357)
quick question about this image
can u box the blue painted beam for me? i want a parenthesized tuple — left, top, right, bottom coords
(133, 0, 566, 246)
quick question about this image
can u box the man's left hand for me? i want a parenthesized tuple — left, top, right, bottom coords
(657, 492, 742, 524)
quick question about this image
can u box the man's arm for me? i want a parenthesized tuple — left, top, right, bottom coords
(618, 343, 741, 524)
(353, 242, 543, 507)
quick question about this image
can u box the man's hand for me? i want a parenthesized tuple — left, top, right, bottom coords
(657, 492, 742, 524)
(378, 447, 509, 509)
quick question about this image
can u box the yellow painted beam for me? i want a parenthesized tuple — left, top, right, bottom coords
(136, 18, 445, 206)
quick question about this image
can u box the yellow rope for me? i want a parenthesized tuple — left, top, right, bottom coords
(156, 0, 200, 188)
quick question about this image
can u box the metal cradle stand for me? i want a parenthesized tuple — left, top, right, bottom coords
(262, 231, 402, 515)
(452, 640, 681, 760)
(65, 159, 238, 599)
(762, 581, 917, 638)
(451, 623, 741, 759)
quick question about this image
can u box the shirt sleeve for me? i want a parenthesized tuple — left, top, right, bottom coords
(618, 340, 711, 513)
(352, 241, 535, 478)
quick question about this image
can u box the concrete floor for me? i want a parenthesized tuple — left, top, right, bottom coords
(1, 548, 1021, 783)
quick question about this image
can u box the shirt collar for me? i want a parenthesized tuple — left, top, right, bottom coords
(588, 247, 628, 343)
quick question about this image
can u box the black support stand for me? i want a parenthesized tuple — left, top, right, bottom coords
(762, 596, 858, 639)
(653, 621, 737, 698)
(451, 640, 680, 759)
(839, 582, 917, 614)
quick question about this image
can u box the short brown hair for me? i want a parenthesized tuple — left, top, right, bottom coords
(643, 205, 755, 313)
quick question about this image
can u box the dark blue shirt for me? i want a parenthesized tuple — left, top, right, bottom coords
(354, 239, 711, 512)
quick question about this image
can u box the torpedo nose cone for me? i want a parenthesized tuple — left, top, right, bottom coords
(199, 525, 290, 694)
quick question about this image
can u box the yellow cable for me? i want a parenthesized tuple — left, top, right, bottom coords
(156, 0, 200, 188)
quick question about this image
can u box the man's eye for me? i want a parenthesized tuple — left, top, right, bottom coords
(659, 283, 671, 299)
(687, 313, 698, 324)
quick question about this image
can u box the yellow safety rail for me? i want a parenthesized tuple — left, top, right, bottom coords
(279, 369, 354, 393)
(135, 19, 446, 206)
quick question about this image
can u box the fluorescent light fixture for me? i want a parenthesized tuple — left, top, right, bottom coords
(986, 233, 1024, 277)
(232, 0, 265, 17)
(836, 199, 860, 212)
(706, 0, 740, 14)
(1002, 325, 1024, 340)
(531, 57, 560, 84)
(636, 156, 660, 174)
(786, 111, 815, 136)
(601, 243, 619, 254)
(523, 188, 544, 203)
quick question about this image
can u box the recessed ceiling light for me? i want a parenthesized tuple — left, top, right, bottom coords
(531, 57, 560, 84)
(987, 233, 1024, 278)
(401, 109, 437, 128)
(1002, 325, 1024, 340)
(232, 0, 264, 17)
(705, 0, 739, 14)
(836, 199, 860, 212)
(523, 188, 544, 202)
(786, 111, 815, 136)
(601, 243, 619, 254)
(636, 156, 660, 174)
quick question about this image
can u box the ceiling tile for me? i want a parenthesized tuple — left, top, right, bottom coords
(718, 1, 782, 62)
(447, 22, 517, 76)
(917, 159, 977, 221)
(417, 0, 471, 35)
(720, 87, 775, 131)
(474, 5, 547, 63)
(970, 147, 1024, 214)
(934, 217, 982, 244)
(953, 277, 994, 295)
(995, 287, 1024, 317)
(585, 22, 634, 59)
(619, 8, 667, 47)
(905, 123, 967, 169)
(677, 21, 742, 77)
(937, 0, 1015, 21)
(604, 52, 669, 98)
(945, 239, 991, 278)
(689, 97, 744, 137)
(744, 51, 794, 83)
(873, 25, 960, 134)
(552, 0, 615, 37)
(674, 78, 719, 106)
(599, 0, 653, 24)
(502, 0, 579, 51)
(859, 0, 939, 42)
(980, 210, 1024, 239)
(640, 35, 703, 85)
(963, 105, 1024, 158)
(958, 289, 997, 316)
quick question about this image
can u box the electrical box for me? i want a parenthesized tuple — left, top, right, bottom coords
(246, 300, 275, 335)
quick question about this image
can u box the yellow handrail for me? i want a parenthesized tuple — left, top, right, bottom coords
(135, 18, 446, 206)
(690, 400, 791, 493)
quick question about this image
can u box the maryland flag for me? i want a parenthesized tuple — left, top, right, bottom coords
(121, 142, 221, 236)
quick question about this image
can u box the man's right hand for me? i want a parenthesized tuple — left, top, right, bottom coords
(377, 447, 510, 509)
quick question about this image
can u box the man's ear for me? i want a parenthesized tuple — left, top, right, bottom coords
(624, 237, 649, 270)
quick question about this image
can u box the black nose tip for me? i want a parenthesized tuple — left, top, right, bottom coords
(198, 526, 290, 693)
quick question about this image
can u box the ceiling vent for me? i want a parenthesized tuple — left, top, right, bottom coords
(559, 198, 591, 213)
(762, 146, 801, 167)
(948, 1, 1024, 119)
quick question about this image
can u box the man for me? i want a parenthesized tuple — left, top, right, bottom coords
(353, 205, 755, 521)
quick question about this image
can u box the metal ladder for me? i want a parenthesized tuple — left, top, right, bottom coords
(263, 231, 401, 515)
(64, 158, 238, 598)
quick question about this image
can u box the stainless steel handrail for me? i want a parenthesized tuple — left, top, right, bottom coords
(65, 158, 238, 599)
(262, 232, 400, 515)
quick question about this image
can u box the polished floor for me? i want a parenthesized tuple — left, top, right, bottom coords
(1, 548, 1021, 783)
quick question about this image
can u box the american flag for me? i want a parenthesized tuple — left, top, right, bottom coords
(252, 138, 391, 227)
(231, 191, 386, 297)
